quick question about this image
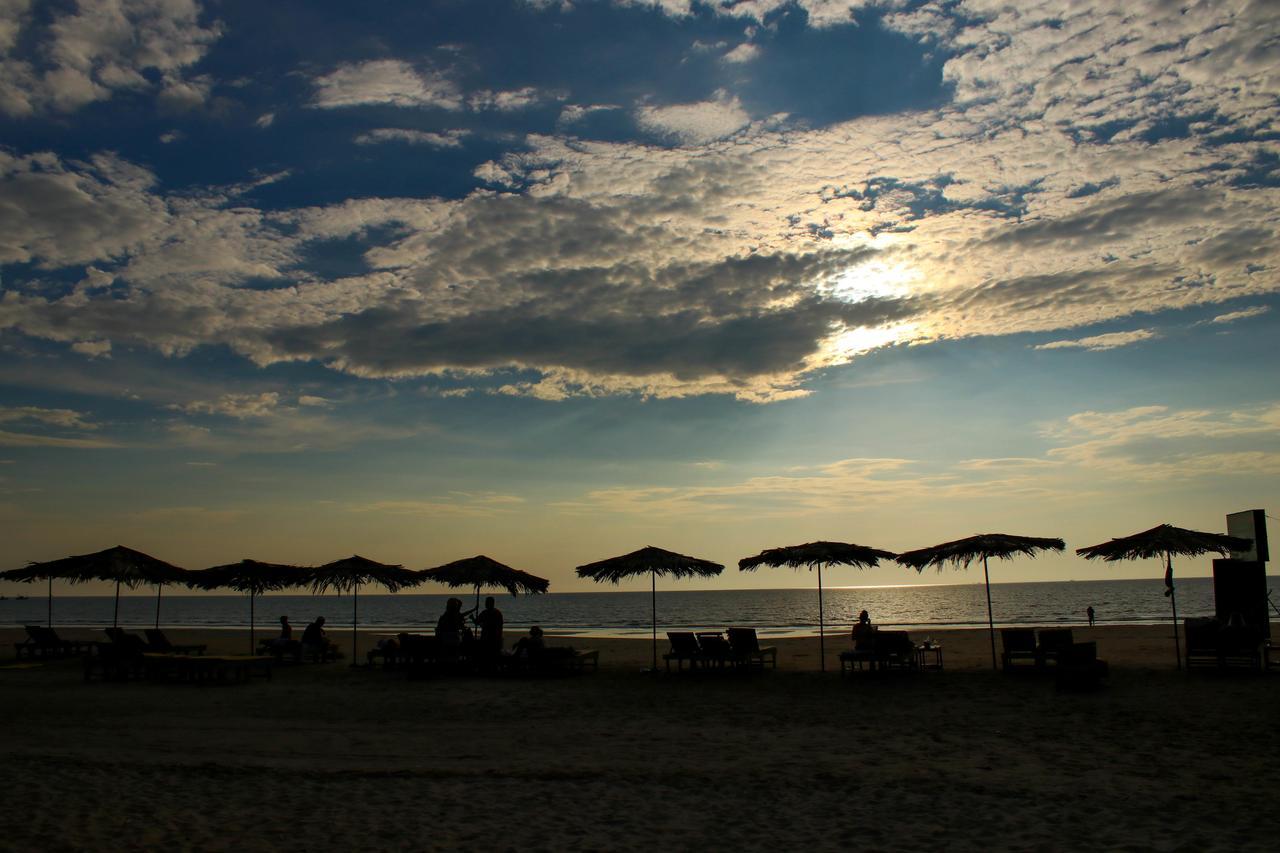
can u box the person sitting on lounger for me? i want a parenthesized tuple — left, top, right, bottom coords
(302, 616, 328, 660)
(512, 625, 545, 660)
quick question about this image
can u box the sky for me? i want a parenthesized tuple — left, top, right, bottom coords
(1, 0, 1278, 596)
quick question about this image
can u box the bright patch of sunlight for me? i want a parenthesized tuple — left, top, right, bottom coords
(820, 258, 920, 303)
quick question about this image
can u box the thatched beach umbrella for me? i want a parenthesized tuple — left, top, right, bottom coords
(1076, 524, 1251, 669)
(576, 546, 724, 672)
(739, 541, 896, 671)
(2, 545, 188, 628)
(1, 561, 82, 628)
(896, 534, 1065, 670)
(309, 555, 420, 665)
(187, 559, 315, 654)
(418, 555, 550, 614)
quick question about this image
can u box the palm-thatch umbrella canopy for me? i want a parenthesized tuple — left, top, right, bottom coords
(739, 541, 896, 671)
(2, 545, 188, 629)
(1076, 524, 1251, 669)
(309, 555, 421, 665)
(187, 559, 315, 654)
(896, 533, 1065, 670)
(418, 555, 550, 614)
(576, 546, 724, 672)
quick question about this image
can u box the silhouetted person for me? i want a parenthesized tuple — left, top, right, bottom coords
(858, 610, 872, 627)
(477, 596, 504, 656)
(302, 616, 327, 661)
(272, 615, 301, 660)
(512, 625, 545, 664)
(1087, 606, 1096, 627)
(436, 597, 466, 657)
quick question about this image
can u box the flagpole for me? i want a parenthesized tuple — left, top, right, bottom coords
(1167, 553, 1181, 670)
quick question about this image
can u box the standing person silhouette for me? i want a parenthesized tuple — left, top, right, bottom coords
(476, 596, 504, 658)
(1087, 605, 1096, 627)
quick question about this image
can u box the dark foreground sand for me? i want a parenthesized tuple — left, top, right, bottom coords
(2, 625, 1279, 852)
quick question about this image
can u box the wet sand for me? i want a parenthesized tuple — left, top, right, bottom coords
(2, 625, 1278, 851)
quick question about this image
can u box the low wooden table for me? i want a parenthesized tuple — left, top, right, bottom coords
(915, 644, 943, 671)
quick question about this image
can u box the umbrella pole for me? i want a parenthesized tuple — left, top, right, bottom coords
(1168, 553, 1182, 670)
(155, 585, 162, 630)
(249, 591, 256, 656)
(113, 580, 121, 629)
(818, 563, 826, 672)
(983, 556, 996, 671)
(352, 583, 359, 667)
(48, 577, 52, 628)
(651, 570, 658, 673)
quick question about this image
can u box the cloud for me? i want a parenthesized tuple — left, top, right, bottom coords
(346, 492, 525, 518)
(178, 392, 281, 419)
(635, 92, 751, 144)
(1035, 329, 1159, 352)
(722, 43, 760, 64)
(254, 113, 274, 128)
(469, 87, 543, 111)
(354, 128, 470, 148)
(70, 339, 112, 358)
(0, 405, 98, 430)
(1043, 403, 1280, 481)
(0, 0, 223, 117)
(310, 60, 463, 110)
(3, 1, 1280, 408)
(1212, 306, 1270, 324)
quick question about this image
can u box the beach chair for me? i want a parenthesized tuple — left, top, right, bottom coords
(663, 632, 702, 672)
(15, 625, 90, 659)
(1055, 641, 1109, 692)
(839, 627, 882, 674)
(1000, 628, 1038, 671)
(1185, 618, 1265, 671)
(876, 630, 917, 670)
(1036, 628, 1074, 667)
(726, 628, 777, 670)
(144, 629, 206, 656)
(696, 632, 734, 669)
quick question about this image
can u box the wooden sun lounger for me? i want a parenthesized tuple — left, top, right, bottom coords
(1036, 628, 1075, 667)
(727, 628, 777, 670)
(1000, 628, 1038, 671)
(15, 625, 93, 659)
(664, 631, 702, 672)
(143, 653, 273, 683)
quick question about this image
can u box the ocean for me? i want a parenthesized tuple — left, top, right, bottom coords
(4, 576, 1275, 637)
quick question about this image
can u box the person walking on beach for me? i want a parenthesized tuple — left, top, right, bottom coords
(1087, 605, 1096, 627)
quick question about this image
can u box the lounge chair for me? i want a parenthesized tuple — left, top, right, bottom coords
(1055, 641, 1109, 691)
(1036, 628, 1075, 667)
(726, 628, 777, 670)
(1000, 628, 1038, 671)
(663, 631, 702, 672)
(14, 625, 92, 659)
(839, 627, 882, 673)
(1185, 618, 1265, 670)
(696, 631, 734, 669)
(875, 630, 917, 670)
(144, 628, 206, 656)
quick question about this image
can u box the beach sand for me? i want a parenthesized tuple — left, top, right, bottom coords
(3, 624, 1279, 851)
